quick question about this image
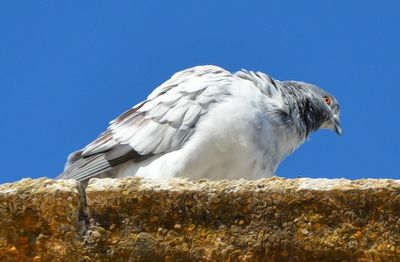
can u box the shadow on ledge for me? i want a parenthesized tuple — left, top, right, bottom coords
(1, 177, 400, 261)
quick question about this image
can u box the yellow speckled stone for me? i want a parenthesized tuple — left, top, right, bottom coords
(1, 177, 400, 261)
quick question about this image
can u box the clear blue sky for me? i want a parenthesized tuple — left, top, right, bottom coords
(1, 1, 399, 183)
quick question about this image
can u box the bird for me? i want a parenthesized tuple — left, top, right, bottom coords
(57, 65, 341, 184)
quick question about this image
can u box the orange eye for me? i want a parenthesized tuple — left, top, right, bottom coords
(323, 96, 332, 105)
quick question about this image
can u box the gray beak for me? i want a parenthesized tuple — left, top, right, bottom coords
(333, 118, 342, 136)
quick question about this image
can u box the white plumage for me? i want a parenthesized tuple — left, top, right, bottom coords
(58, 65, 341, 182)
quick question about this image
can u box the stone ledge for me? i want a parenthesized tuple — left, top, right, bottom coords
(0, 178, 85, 261)
(1, 177, 400, 261)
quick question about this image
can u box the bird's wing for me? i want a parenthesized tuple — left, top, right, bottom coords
(57, 65, 233, 181)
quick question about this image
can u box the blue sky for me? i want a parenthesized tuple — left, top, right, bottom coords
(1, 1, 399, 183)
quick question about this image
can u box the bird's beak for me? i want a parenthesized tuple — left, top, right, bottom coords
(333, 117, 342, 136)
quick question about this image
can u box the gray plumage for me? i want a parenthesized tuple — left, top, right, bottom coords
(57, 65, 341, 182)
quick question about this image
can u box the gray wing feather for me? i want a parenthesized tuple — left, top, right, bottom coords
(58, 65, 233, 181)
(181, 104, 202, 128)
(57, 144, 146, 181)
(83, 65, 233, 156)
(58, 154, 112, 180)
(64, 150, 83, 170)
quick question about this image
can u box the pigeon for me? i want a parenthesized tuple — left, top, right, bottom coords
(57, 65, 341, 183)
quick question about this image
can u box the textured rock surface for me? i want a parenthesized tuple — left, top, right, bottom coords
(0, 178, 85, 261)
(1, 177, 400, 261)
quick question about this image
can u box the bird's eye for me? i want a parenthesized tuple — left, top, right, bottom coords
(323, 96, 332, 105)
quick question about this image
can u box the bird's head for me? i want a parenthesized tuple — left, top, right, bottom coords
(281, 81, 342, 136)
(318, 95, 341, 135)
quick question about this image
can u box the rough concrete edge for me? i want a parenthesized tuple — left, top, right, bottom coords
(2, 176, 400, 260)
(86, 176, 400, 192)
(2, 176, 400, 227)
